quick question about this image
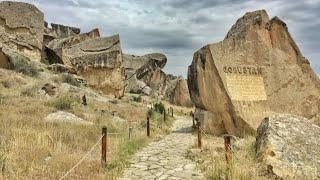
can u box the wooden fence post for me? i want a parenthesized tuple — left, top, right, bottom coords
(192, 113, 196, 129)
(171, 107, 173, 117)
(147, 117, 150, 137)
(101, 127, 107, 166)
(129, 127, 133, 140)
(197, 121, 202, 149)
(163, 109, 166, 121)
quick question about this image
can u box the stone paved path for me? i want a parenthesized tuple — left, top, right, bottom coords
(119, 117, 205, 180)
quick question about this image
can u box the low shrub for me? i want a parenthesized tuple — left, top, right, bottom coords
(62, 74, 80, 87)
(132, 96, 142, 102)
(8, 53, 39, 77)
(154, 102, 165, 114)
(40, 58, 50, 65)
(53, 96, 78, 110)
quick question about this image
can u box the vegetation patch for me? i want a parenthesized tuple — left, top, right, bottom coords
(40, 58, 50, 65)
(153, 102, 165, 114)
(132, 95, 142, 102)
(21, 85, 39, 97)
(8, 53, 39, 77)
(61, 73, 80, 87)
(52, 96, 79, 110)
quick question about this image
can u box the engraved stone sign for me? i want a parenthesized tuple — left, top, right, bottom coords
(226, 75, 267, 101)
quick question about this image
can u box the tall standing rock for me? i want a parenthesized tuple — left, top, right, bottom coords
(188, 10, 320, 136)
(170, 77, 193, 107)
(0, 1, 44, 61)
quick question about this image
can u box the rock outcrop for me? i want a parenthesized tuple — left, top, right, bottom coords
(65, 34, 125, 98)
(0, 1, 44, 61)
(123, 53, 169, 96)
(44, 26, 124, 98)
(123, 53, 187, 102)
(44, 23, 80, 41)
(46, 28, 100, 64)
(188, 10, 320, 136)
(44, 111, 93, 125)
(169, 77, 193, 107)
(255, 114, 320, 179)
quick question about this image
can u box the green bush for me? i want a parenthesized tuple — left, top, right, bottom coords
(62, 74, 80, 87)
(154, 102, 165, 114)
(40, 58, 50, 65)
(53, 96, 78, 110)
(132, 96, 142, 102)
(8, 53, 39, 77)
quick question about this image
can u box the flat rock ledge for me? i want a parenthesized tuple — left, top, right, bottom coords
(255, 114, 320, 179)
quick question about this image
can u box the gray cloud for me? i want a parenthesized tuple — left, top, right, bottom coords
(11, 0, 320, 77)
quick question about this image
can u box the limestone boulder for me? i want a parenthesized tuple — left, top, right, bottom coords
(44, 111, 93, 125)
(43, 23, 80, 46)
(123, 53, 167, 71)
(123, 53, 168, 95)
(169, 77, 193, 107)
(188, 10, 320, 136)
(64, 34, 125, 98)
(255, 114, 320, 179)
(46, 28, 100, 64)
(0, 1, 44, 61)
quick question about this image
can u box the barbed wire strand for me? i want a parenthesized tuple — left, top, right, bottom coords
(58, 135, 104, 180)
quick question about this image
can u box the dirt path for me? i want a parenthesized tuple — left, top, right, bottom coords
(119, 116, 204, 180)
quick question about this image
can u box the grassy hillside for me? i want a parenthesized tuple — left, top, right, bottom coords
(0, 59, 174, 179)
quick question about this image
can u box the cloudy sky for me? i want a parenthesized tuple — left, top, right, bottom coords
(14, 0, 320, 77)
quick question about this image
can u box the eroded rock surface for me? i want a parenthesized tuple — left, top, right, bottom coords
(123, 53, 168, 95)
(169, 77, 193, 107)
(65, 34, 125, 98)
(188, 10, 320, 136)
(46, 28, 100, 64)
(255, 114, 320, 179)
(0, 1, 44, 61)
(44, 111, 93, 125)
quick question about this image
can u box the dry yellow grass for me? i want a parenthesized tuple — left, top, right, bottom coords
(0, 69, 174, 179)
(186, 135, 269, 180)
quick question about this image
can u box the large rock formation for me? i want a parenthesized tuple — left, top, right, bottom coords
(46, 28, 100, 64)
(255, 114, 320, 179)
(169, 77, 193, 107)
(123, 53, 169, 96)
(64, 34, 125, 98)
(43, 22, 81, 47)
(188, 10, 320, 136)
(0, 1, 44, 61)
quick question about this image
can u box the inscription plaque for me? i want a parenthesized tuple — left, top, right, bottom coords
(226, 75, 267, 101)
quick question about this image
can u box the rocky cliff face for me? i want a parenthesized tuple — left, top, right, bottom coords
(0, 1, 44, 61)
(188, 10, 320, 136)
